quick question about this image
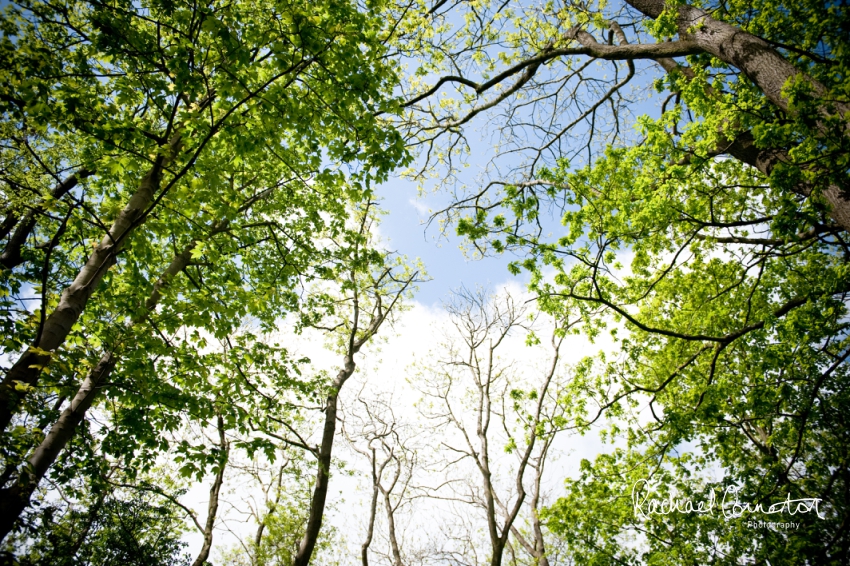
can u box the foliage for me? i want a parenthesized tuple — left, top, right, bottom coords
(397, 0, 850, 563)
(7, 483, 191, 566)
(0, 0, 413, 557)
(2, 0, 850, 563)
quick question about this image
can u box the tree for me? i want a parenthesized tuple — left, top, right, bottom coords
(343, 392, 419, 566)
(5, 472, 192, 566)
(189, 444, 320, 566)
(227, 450, 314, 566)
(0, 0, 403, 428)
(399, 0, 850, 562)
(403, 0, 847, 229)
(158, 414, 229, 566)
(292, 205, 420, 566)
(414, 288, 573, 566)
(0, 0, 409, 546)
(6, 0, 848, 562)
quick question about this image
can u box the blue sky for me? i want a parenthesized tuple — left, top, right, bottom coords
(375, 10, 667, 307)
(375, 175, 528, 307)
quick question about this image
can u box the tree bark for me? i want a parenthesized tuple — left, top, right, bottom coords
(361, 450, 379, 566)
(0, 350, 116, 539)
(459, 308, 561, 566)
(502, 453, 551, 566)
(626, 0, 850, 122)
(616, 1, 850, 230)
(379, 465, 404, 566)
(0, 179, 279, 539)
(0, 133, 181, 433)
(528, 450, 550, 566)
(1, 168, 95, 269)
(191, 415, 229, 566)
(293, 357, 356, 566)
(0, 223, 198, 540)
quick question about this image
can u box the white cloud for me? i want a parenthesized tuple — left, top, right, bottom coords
(408, 197, 431, 217)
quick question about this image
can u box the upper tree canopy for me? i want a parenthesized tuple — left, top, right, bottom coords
(0, 0, 411, 543)
(0, 0, 407, 416)
(2, 0, 850, 562)
(398, 0, 850, 562)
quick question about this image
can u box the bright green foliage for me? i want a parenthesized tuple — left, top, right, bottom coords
(3, 0, 850, 561)
(710, 0, 850, 200)
(0, 0, 412, 551)
(8, 484, 191, 566)
(531, 60, 850, 566)
(400, 0, 850, 562)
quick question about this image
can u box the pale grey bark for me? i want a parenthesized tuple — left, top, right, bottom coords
(379, 462, 405, 566)
(499, 439, 554, 566)
(192, 415, 230, 566)
(0, 178, 280, 540)
(0, 132, 182, 432)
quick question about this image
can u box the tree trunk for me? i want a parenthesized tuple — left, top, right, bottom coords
(529, 457, 550, 566)
(1, 168, 95, 269)
(627, 0, 850, 122)
(288, 218, 408, 566)
(0, 350, 116, 539)
(361, 451, 379, 566)
(0, 225, 198, 540)
(477, 347, 509, 566)
(191, 415, 229, 566)
(0, 133, 180, 432)
(380, 482, 403, 566)
(722, 132, 850, 228)
(293, 358, 355, 566)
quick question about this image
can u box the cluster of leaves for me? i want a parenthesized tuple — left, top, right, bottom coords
(398, 0, 850, 562)
(0, 0, 414, 558)
(8, 482, 191, 566)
